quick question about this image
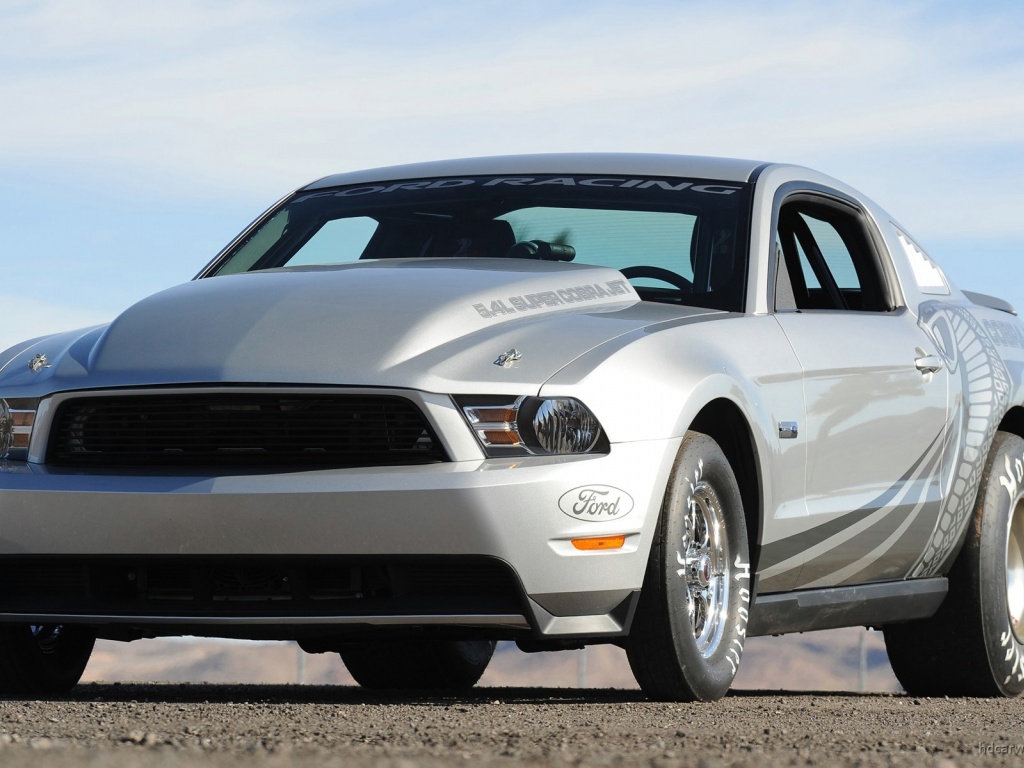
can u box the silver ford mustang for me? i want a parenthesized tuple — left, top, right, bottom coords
(2, 154, 1023, 701)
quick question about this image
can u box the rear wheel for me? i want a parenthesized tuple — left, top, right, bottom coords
(339, 639, 495, 690)
(884, 431, 1024, 697)
(626, 431, 750, 701)
(0, 624, 95, 695)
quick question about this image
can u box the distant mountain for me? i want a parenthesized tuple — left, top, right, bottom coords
(82, 627, 901, 692)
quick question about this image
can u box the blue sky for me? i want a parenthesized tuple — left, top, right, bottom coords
(1, 0, 1022, 352)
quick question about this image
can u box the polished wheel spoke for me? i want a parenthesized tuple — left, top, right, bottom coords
(675, 482, 729, 656)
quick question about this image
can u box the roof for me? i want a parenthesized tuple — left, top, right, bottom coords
(302, 153, 771, 190)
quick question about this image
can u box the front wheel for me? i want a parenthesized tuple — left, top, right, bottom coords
(0, 624, 95, 695)
(884, 431, 1024, 697)
(626, 431, 750, 701)
(339, 639, 496, 690)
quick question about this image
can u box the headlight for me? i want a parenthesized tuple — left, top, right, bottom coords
(457, 396, 608, 457)
(0, 398, 39, 461)
(528, 398, 602, 454)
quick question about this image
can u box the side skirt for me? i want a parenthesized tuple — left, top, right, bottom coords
(747, 578, 948, 637)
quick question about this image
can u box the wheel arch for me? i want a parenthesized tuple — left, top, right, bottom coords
(688, 398, 763, 581)
(998, 405, 1024, 441)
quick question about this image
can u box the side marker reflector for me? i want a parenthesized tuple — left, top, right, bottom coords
(571, 535, 627, 551)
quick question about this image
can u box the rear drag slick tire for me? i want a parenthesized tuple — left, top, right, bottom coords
(884, 431, 1024, 697)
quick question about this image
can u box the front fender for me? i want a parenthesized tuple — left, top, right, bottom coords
(540, 312, 806, 573)
(539, 314, 798, 444)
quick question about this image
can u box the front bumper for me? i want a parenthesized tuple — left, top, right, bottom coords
(0, 439, 678, 639)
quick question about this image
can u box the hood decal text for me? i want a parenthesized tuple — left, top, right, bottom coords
(297, 177, 743, 202)
(474, 279, 633, 320)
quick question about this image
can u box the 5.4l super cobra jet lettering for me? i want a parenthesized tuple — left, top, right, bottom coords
(473, 279, 633, 320)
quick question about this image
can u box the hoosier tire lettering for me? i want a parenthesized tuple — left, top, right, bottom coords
(626, 431, 750, 702)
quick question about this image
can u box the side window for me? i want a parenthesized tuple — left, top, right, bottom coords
(775, 196, 890, 312)
(800, 213, 858, 289)
(793, 236, 821, 289)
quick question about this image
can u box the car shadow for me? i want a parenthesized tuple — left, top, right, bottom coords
(1, 682, 909, 706)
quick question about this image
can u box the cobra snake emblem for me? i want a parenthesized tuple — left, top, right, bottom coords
(909, 301, 1011, 577)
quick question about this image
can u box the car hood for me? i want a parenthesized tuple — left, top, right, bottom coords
(0, 259, 719, 395)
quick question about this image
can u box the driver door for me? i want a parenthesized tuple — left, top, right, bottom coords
(771, 193, 948, 590)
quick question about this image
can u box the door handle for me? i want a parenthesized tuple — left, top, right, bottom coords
(915, 354, 943, 374)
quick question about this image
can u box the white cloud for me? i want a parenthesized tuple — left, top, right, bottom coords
(0, 0, 1020, 299)
(2, 1, 1022, 199)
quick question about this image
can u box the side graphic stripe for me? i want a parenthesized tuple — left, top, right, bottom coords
(757, 427, 945, 576)
(781, 429, 944, 588)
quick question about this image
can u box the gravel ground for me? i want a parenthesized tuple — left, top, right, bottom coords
(1, 683, 1022, 768)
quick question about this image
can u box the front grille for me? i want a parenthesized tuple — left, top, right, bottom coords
(47, 393, 448, 468)
(0, 557, 523, 619)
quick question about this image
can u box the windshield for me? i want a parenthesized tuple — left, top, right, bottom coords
(206, 174, 752, 311)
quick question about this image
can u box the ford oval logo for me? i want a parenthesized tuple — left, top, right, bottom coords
(558, 485, 634, 522)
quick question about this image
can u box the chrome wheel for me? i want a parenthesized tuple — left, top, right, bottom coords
(627, 431, 748, 701)
(1008, 495, 1024, 643)
(677, 479, 728, 656)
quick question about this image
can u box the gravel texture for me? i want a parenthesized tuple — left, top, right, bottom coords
(0, 683, 1022, 767)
